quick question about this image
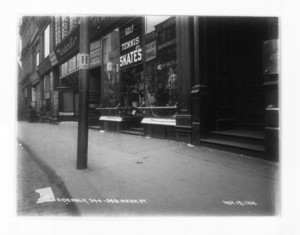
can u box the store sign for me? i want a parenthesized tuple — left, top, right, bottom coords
(155, 16, 176, 69)
(60, 61, 69, 77)
(119, 17, 143, 69)
(59, 41, 100, 78)
(89, 17, 121, 38)
(38, 57, 52, 76)
(49, 52, 58, 66)
(145, 31, 156, 44)
(90, 40, 102, 68)
(56, 36, 78, 56)
(145, 41, 156, 62)
(55, 28, 79, 63)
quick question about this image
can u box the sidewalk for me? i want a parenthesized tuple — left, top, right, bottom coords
(17, 121, 279, 216)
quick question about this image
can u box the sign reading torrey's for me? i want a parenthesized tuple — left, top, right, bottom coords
(119, 17, 143, 69)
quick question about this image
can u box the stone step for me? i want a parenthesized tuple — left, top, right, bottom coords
(236, 122, 264, 130)
(122, 129, 144, 136)
(129, 127, 144, 132)
(209, 129, 264, 145)
(200, 138, 265, 158)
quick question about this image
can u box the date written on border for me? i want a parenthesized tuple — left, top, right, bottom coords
(223, 201, 257, 206)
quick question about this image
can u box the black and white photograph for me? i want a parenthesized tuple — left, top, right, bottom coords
(16, 14, 279, 217)
(1, 0, 300, 234)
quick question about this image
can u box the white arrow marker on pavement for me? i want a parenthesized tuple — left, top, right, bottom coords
(35, 187, 56, 203)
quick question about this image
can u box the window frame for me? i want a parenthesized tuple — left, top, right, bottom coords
(44, 24, 50, 58)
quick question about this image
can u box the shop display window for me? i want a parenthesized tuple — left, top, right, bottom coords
(117, 17, 145, 114)
(99, 17, 177, 119)
(142, 16, 177, 118)
(44, 24, 50, 58)
(121, 64, 144, 108)
(102, 29, 120, 108)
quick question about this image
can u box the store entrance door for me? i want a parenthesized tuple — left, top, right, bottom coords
(208, 17, 268, 131)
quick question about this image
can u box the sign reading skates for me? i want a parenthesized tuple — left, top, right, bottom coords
(119, 17, 143, 69)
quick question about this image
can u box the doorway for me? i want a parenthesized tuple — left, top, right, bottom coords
(205, 17, 269, 132)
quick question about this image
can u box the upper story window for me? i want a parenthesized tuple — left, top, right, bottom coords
(35, 51, 40, 67)
(44, 24, 50, 58)
(33, 40, 40, 69)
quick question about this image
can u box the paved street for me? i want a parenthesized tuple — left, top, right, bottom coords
(17, 121, 279, 216)
(17, 142, 79, 216)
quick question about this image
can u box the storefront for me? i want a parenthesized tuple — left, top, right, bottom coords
(96, 17, 145, 132)
(19, 16, 279, 160)
(96, 16, 179, 138)
(182, 16, 279, 161)
(37, 55, 53, 122)
(20, 74, 32, 121)
(140, 16, 177, 139)
(29, 70, 41, 121)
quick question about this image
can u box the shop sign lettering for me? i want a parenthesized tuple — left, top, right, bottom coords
(90, 17, 107, 30)
(54, 27, 80, 63)
(121, 37, 140, 51)
(157, 39, 176, 51)
(120, 48, 142, 67)
(50, 52, 58, 66)
(89, 17, 119, 37)
(56, 36, 78, 57)
(119, 17, 143, 69)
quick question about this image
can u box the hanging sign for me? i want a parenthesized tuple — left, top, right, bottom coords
(119, 17, 143, 69)
(54, 27, 79, 63)
(145, 40, 156, 62)
(89, 40, 102, 68)
(89, 17, 121, 39)
(155, 17, 176, 70)
(37, 57, 52, 76)
(50, 52, 58, 66)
